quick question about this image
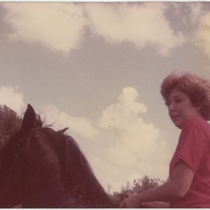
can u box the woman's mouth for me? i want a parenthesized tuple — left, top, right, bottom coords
(170, 114, 180, 122)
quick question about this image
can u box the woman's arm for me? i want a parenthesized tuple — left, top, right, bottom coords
(140, 201, 169, 208)
(120, 160, 194, 208)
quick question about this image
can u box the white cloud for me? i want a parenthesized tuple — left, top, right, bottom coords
(96, 87, 170, 191)
(189, 3, 203, 24)
(40, 104, 98, 141)
(3, 3, 87, 54)
(195, 12, 210, 58)
(3, 2, 185, 56)
(0, 86, 25, 114)
(24, 87, 171, 192)
(98, 87, 147, 130)
(85, 3, 185, 56)
(98, 87, 154, 168)
(108, 120, 159, 166)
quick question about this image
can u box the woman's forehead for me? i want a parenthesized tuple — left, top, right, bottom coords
(169, 88, 188, 98)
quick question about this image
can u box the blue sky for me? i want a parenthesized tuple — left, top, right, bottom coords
(1, 2, 210, 192)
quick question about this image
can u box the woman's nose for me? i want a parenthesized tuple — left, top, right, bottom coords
(167, 102, 175, 110)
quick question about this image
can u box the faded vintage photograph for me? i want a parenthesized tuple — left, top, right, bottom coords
(0, 2, 210, 207)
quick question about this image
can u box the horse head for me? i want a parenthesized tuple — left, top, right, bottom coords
(0, 104, 114, 208)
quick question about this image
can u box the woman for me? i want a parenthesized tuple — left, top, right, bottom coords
(120, 70, 210, 208)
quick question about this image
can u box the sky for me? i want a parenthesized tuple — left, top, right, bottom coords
(1, 2, 210, 193)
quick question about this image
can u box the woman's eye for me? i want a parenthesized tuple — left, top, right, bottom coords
(175, 98, 182, 103)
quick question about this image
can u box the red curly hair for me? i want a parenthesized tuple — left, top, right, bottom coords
(161, 70, 210, 121)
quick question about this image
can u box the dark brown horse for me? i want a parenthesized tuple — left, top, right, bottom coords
(0, 104, 114, 207)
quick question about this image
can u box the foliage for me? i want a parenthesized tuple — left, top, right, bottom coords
(108, 175, 165, 206)
(0, 105, 22, 149)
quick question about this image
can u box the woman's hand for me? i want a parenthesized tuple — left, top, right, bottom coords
(119, 193, 142, 208)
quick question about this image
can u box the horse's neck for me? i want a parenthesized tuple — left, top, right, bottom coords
(23, 130, 112, 207)
(22, 131, 65, 207)
(60, 137, 113, 207)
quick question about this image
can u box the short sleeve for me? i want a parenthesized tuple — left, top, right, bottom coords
(177, 120, 207, 173)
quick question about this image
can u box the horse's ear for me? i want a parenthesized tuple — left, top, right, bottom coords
(20, 104, 36, 135)
(57, 127, 69, 135)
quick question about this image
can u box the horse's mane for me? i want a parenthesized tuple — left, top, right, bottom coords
(40, 125, 96, 187)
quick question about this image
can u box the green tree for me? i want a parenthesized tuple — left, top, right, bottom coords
(109, 175, 165, 206)
(0, 105, 22, 149)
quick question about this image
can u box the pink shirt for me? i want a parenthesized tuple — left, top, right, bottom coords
(169, 117, 210, 207)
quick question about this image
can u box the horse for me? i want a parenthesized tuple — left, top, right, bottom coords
(0, 104, 114, 208)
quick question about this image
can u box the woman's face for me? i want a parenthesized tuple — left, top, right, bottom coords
(167, 88, 202, 129)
